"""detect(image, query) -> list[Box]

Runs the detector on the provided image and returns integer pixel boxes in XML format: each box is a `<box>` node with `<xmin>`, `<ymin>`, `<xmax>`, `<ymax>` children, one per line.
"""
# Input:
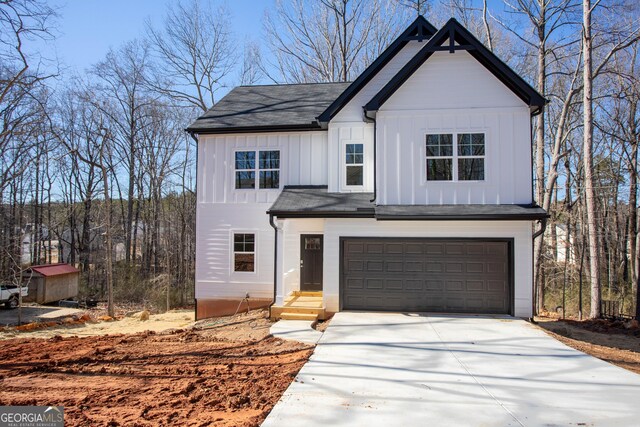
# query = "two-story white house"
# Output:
<box><xmin>187</xmin><ymin>17</ymin><xmax>548</xmax><ymax>320</ymax></box>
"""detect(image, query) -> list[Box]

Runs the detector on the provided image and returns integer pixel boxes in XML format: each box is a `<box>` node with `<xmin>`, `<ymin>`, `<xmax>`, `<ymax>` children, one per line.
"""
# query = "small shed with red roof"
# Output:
<box><xmin>22</xmin><ymin>264</ymin><xmax>80</xmax><ymax>304</ymax></box>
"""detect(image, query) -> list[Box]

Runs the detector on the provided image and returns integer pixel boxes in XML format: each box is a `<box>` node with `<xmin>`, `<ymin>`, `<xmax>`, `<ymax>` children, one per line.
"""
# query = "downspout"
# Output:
<box><xmin>363</xmin><ymin>108</ymin><xmax>377</xmax><ymax>203</ymax></box>
<box><xmin>269</xmin><ymin>214</ymin><xmax>278</xmax><ymax>318</ymax></box>
<box><xmin>187</xmin><ymin>130</ymin><xmax>199</xmax><ymax>320</ymax></box>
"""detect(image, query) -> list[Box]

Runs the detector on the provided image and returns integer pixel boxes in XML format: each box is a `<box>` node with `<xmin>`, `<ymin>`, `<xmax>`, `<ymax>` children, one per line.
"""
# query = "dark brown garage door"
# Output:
<box><xmin>341</xmin><ymin>238</ymin><xmax>511</xmax><ymax>314</ymax></box>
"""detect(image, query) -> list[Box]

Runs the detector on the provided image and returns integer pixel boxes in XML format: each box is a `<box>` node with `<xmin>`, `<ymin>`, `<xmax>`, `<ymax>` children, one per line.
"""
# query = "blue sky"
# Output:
<box><xmin>39</xmin><ymin>0</ymin><xmax>274</xmax><ymax>86</ymax></box>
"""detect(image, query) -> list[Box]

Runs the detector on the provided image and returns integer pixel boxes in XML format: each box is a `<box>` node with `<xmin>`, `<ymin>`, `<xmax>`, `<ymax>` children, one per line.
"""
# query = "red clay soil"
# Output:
<box><xmin>537</xmin><ymin>317</ymin><xmax>640</xmax><ymax>375</ymax></box>
<box><xmin>0</xmin><ymin>315</ymin><xmax>313</xmax><ymax>426</ymax></box>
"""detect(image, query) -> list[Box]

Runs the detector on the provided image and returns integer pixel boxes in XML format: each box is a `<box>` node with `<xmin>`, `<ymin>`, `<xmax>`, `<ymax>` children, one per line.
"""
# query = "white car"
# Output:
<box><xmin>0</xmin><ymin>284</ymin><xmax>28</xmax><ymax>309</ymax></box>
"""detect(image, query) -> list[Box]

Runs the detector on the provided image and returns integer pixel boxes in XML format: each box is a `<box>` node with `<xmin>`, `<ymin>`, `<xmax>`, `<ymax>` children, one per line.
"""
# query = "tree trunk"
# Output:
<box><xmin>102</xmin><ymin>160</ymin><xmax>115</xmax><ymax>318</ymax></box>
<box><xmin>533</xmin><ymin>0</ymin><xmax>547</xmax><ymax>314</ymax></box>
<box><xmin>583</xmin><ymin>0</ymin><xmax>601</xmax><ymax>318</ymax></box>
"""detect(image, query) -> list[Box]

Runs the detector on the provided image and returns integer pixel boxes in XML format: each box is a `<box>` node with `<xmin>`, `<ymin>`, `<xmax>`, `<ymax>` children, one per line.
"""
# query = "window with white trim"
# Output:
<box><xmin>235</xmin><ymin>150</ymin><xmax>280</xmax><ymax>189</ymax></box>
<box><xmin>345</xmin><ymin>143</ymin><xmax>364</xmax><ymax>186</ymax></box>
<box><xmin>233</xmin><ymin>233</ymin><xmax>255</xmax><ymax>272</ymax></box>
<box><xmin>235</xmin><ymin>151</ymin><xmax>255</xmax><ymax>188</ymax></box>
<box><xmin>426</xmin><ymin>133</ymin><xmax>485</xmax><ymax>181</ymax></box>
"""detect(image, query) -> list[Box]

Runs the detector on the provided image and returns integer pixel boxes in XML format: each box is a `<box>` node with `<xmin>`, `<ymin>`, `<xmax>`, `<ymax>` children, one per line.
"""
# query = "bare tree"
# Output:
<box><xmin>239</xmin><ymin>41</ymin><xmax>264</xmax><ymax>86</ymax></box>
<box><xmin>264</xmin><ymin>0</ymin><xmax>393</xmax><ymax>83</ymax></box>
<box><xmin>90</xmin><ymin>40</ymin><xmax>153</xmax><ymax>266</ymax></box>
<box><xmin>145</xmin><ymin>0</ymin><xmax>235</xmax><ymax>111</ymax></box>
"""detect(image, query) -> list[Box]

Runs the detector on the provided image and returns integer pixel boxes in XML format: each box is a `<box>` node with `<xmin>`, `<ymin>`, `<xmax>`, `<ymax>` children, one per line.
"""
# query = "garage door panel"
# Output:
<box><xmin>347</xmin><ymin>260</ymin><xmax>364</xmax><ymax>271</ymax></box>
<box><xmin>405</xmin><ymin>243</ymin><xmax>424</xmax><ymax>254</ymax></box>
<box><xmin>445</xmin><ymin>243</ymin><xmax>465</xmax><ymax>255</ymax></box>
<box><xmin>366</xmin><ymin>243</ymin><xmax>384</xmax><ymax>253</ymax></box>
<box><xmin>342</xmin><ymin>238</ymin><xmax>511</xmax><ymax>314</ymax></box>
<box><xmin>405</xmin><ymin>262</ymin><xmax>423</xmax><ymax>272</ymax></box>
<box><xmin>345</xmin><ymin>278</ymin><xmax>364</xmax><ymax>290</ymax></box>
<box><xmin>425</xmin><ymin>280</ymin><xmax>444</xmax><ymax>291</ymax></box>
<box><xmin>386</xmin><ymin>261</ymin><xmax>404</xmax><ymax>272</ymax></box>
<box><xmin>486</xmin><ymin>242</ymin><xmax>508</xmax><ymax>257</ymax></box>
<box><xmin>467</xmin><ymin>262</ymin><xmax>484</xmax><ymax>273</ymax></box>
<box><xmin>385</xmin><ymin>243</ymin><xmax>403</xmax><ymax>254</ymax></box>
<box><xmin>466</xmin><ymin>243</ymin><xmax>485</xmax><ymax>255</ymax></box>
<box><xmin>445</xmin><ymin>262</ymin><xmax>464</xmax><ymax>273</ymax></box>
<box><xmin>366</xmin><ymin>260</ymin><xmax>383</xmax><ymax>271</ymax></box>
<box><xmin>467</xmin><ymin>280</ymin><xmax>484</xmax><ymax>291</ymax></box>
<box><xmin>426</xmin><ymin>243</ymin><xmax>444</xmax><ymax>254</ymax></box>
<box><xmin>366</xmin><ymin>279</ymin><xmax>384</xmax><ymax>289</ymax></box>
<box><xmin>445</xmin><ymin>280</ymin><xmax>464</xmax><ymax>291</ymax></box>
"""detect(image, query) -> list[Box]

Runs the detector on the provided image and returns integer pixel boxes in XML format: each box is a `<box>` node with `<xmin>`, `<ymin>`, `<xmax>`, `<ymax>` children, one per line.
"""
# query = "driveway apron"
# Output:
<box><xmin>261</xmin><ymin>312</ymin><xmax>640</xmax><ymax>426</ymax></box>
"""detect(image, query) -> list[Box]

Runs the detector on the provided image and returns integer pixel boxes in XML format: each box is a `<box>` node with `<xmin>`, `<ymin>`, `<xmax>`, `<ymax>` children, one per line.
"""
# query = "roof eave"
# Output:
<box><xmin>185</xmin><ymin>123</ymin><xmax>324</xmax><ymax>135</ymax></box>
<box><xmin>375</xmin><ymin>213</ymin><xmax>550</xmax><ymax>221</ymax></box>
<box><xmin>267</xmin><ymin>210</ymin><xmax>375</xmax><ymax>219</ymax></box>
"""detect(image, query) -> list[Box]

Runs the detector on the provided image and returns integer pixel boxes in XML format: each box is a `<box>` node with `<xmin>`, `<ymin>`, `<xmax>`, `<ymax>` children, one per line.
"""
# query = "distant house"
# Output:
<box><xmin>20</xmin><ymin>224</ymin><xmax>61</xmax><ymax>265</ymax></box>
<box><xmin>545</xmin><ymin>224</ymin><xmax>576</xmax><ymax>264</ymax></box>
<box><xmin>187</xmin><ymin>17</ymin><xmax>548</xmax><ymax>320</ymax></box>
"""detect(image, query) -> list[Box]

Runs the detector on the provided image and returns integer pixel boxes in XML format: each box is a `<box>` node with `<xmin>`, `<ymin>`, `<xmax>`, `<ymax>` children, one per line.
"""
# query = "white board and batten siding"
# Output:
<box><xmin>377</xmin><ymin>50</ymin><xmax>533</xmax><ymax>206</ymax></box>
<box><xmin>322</xmin><ymin>219</ymin><xmax>534</xmax><ymax>318</ymax></box>
<box><xmin>326</xmin><ymin>41</ymin><xmax>425</xmax><ymax>194</ymax></box>
<box><xmin>196</xmin><ymin>132</ymin><xmax>328</xmax><ymax>300</ymax></box>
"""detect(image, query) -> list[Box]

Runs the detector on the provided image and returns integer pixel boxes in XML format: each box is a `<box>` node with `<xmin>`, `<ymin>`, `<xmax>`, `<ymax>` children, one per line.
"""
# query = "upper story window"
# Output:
<box><xmin>235</xmin><ymin>151</ymin><xmax>256</xmax><ymax>188</ymax></box>
<box><xmin>426</xmin><ymin>133</ymin><xmax>485</xmax><ymax>181</ymax></box>
<box><xmin>259</xmin><ymin>150</ymin><xmax>280</xmax><ymax>189</ymax></box>
<box><xmin>345</xmin><ymin>143</ymin><xmax>364</xmax><ymax>186</ymax></box>
<box><xmin>235</xmin><ymin>150</ymin><xmax>280</xmax><ymax>189</ymax></box>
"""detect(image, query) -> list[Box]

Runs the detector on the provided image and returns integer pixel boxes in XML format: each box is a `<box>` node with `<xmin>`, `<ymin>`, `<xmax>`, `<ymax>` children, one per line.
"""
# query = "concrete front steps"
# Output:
<box><xmin>270</xmin><ymin>291</ymin><xmax>326</xmax><ymax>321</ymax></box>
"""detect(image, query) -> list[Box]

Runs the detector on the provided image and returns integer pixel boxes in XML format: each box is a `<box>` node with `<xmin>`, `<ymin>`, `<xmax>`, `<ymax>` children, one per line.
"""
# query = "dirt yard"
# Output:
<box><xmin>0</xmin><ymin>309</ymin><xmax>313</xmax><ymax>426</ymax></box>
<box><xmin>536</xmin><ymin>317</ymin><xmax>640</xmax><ymax>375</ymax></box>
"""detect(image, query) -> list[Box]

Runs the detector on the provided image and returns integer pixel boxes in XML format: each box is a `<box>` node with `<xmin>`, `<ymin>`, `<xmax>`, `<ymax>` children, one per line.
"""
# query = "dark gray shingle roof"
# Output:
<box><xmin>187</xmin><ymin>83</ymin><xmax>351</xmax><ymax>133</ymax></box>
<box><xmin>268</xmin><ymin>187</ymin><xmax>548</xmax><ymax>220</ymax></box>
<box><xmin>268</xmin><ymin>186</ymin><xmax>374</xmax><ymax>217</ymax></box>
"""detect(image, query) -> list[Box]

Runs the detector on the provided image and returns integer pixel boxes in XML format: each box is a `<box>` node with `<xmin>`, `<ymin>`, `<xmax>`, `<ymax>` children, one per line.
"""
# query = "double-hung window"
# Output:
<box><xmin>345</xmin><ymin>143</ymin><xmax>364</xmax><ymax>186</ymax></box>
<box><xmin>233</xmin><ymin>233</ymin><xmax>255</xmax><ymax>272</ymax></box>
<box><xmin>426</xmin><ymin>133</ymin><xmax>485</xmax><ymax>181</ymax></box>
<box><xmin>235</xmin><ymin>150</ymin><xmax>280</xmax><ymax>189</ymax></box>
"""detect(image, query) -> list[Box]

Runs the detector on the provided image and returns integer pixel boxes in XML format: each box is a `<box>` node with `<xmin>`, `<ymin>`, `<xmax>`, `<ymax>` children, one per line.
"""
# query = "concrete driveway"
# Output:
<box><xmin>0</xmin><ymin>305</ymin><xmax>82</xmax><ymax>326</ymax></box>
<box><xmin>262</xmin><ymin>312</ymin><xmax>640</xmax><ymax>426</ymax></box>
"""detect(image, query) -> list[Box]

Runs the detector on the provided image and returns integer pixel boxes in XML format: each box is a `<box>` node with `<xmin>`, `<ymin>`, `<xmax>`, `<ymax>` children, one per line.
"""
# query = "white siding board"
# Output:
<box><xmin>382</xmin><ymin>51</ymin><xmax>525</xmax><ymax>111</ymax></box>
<box><xmin>279</xmin><ymin>219</ymin><xmax>325</xmax><ymax>302</ymax></box>
<box><xmin>195</xmin><ymin>203</ymin><xmax>274</xmax><ymax>299</ymax></box>
<box><xmin>327</xmin><ymin>122</ymin><xmax>374</xmax><ymax>192</ymax></box>
<box><xmin>333</xmin><ymin>41</ymin><xmax>425</xmax><ymax>122</ymax></box>
<box><xmin>377</xmin><ymin>108</ymin><xmax>531</xmax><ymax>205</ymax></box>
<box><xmin>197</xmin><ymin>131</ymin><xmax>328</xmax><ymax>204</ymax></box>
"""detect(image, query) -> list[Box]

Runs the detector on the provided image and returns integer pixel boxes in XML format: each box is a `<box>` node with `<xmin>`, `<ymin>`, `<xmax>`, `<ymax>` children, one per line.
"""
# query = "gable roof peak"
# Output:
<box><xmin>364</xmin><ymin>17</ymin><xmax>547</xmax><ymax>113</ymax></box>
<box><xmin>316</xmin><ymin>15</ymin><xmax>437</xmax><ymax>123</ymax></box>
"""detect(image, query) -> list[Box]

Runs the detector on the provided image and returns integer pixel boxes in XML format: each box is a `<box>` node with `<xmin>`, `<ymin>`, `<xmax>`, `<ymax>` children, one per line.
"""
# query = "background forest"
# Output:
<box><xmin>1</xmin><ymin>0</ymin><xmax>639</xmax><ymax>318</ymax></box>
